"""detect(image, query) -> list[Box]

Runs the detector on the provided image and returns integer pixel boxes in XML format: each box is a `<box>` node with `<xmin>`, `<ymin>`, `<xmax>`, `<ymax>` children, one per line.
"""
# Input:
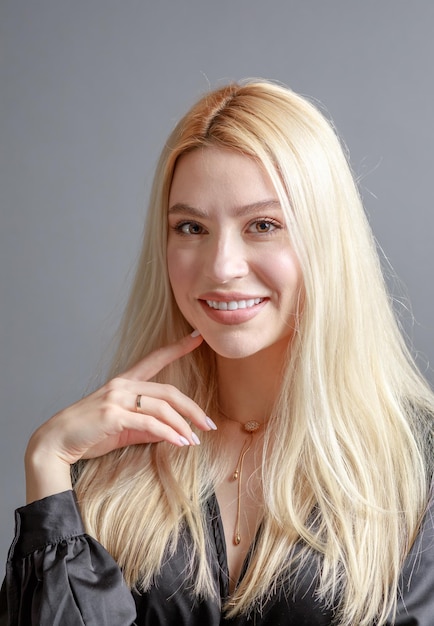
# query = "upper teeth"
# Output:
<box><xmin>206</xmin><ymin>298</ymin><xmax>263</xmax><ymax>310</ymax></box>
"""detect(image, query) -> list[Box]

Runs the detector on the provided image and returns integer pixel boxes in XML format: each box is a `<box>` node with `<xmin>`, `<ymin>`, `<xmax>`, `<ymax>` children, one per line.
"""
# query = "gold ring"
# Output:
<box><xmin>136</xmin><ymin>394</ymin><xmax>142</xmax><ymax>411</ymax></box>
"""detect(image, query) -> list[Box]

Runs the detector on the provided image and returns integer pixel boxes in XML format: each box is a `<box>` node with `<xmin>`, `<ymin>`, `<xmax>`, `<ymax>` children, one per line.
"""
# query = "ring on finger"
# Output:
<box><xmin>136</xmin><ymin>394</ymin><xmax>142</xmax><ymax>412</ymax></box>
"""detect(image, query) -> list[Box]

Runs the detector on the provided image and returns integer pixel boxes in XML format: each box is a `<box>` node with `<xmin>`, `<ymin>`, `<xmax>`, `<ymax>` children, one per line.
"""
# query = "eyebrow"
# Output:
<box><xmin>167</xmin><ymin>199</ymin><xmax>281</xmax><ymax>218</ymax></box>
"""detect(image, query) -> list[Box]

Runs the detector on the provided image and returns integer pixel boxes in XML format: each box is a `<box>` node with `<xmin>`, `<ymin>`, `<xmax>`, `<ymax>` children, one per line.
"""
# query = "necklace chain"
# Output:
<box><xmin>219</xmin><ymin>412</ymin><xmax>263</xmax><ymax>546</ymax></box>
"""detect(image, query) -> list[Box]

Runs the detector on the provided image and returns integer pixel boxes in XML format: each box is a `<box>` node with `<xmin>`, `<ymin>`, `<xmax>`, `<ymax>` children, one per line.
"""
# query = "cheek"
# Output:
<box><xmin>266</xmin><ymin>249</ymin><xmax>301</xmax><ymax>295</ymax></box>
<box><xmin>167</xmin><ymin>247</ymin><xmax>194</xmax><ymax>310</ymax></box>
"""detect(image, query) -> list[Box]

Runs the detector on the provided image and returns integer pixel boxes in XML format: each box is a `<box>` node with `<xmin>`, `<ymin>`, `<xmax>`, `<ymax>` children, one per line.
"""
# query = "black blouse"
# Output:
<box><xmin>1</xmin><ymin>489</ymin><xmax>433</xmax><ymax>625</ymax></box>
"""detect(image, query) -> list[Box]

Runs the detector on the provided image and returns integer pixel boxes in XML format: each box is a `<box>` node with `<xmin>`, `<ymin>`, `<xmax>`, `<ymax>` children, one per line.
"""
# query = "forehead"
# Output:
<box><xmin>168</xmin><ymin>147</ymin><xmax>278</xmax><ymax>210</ymax></box>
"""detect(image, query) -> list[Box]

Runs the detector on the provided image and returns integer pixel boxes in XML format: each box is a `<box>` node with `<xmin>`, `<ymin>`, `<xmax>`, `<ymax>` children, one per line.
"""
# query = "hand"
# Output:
<box><xmin>25</xmin><ymin>332</ymin><xmax>214</xmax><ymax>502</ymax></box>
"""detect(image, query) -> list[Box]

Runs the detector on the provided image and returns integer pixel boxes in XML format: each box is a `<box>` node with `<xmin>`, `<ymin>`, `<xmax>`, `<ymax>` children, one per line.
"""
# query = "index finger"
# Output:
<box><xmin>125</xmin><ymin>331</ymin><xmax>204</xmax><ymax>382</ymax></box>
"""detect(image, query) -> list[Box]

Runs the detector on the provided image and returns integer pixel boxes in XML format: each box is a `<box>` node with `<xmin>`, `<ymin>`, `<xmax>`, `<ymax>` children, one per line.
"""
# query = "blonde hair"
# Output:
<box><xmin>74</xmin><ymin>80</ymin><xmax>434</xmax><ymax>625</ymax></box>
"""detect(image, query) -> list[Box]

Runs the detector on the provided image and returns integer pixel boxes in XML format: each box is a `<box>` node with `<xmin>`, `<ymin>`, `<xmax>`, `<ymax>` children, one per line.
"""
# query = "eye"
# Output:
<box><xmin>174</xmin><ymin>221</ymin><xmax>205</xmax><ymax>235</ymax></box>
<box><xmin>247</xmin><ymin>219</ymin><xmax>280</xmax><ymax>234</ymax></box>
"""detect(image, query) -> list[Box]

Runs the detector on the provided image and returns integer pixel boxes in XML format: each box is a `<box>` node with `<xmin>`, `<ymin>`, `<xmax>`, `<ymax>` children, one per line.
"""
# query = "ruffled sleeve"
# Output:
<box><xmin>0</xmin><ymin>490</ymin><xmax>137</xmax><ymax>626</ymax></box>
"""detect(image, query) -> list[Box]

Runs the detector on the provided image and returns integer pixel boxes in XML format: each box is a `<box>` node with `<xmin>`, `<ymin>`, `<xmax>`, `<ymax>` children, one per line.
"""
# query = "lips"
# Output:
<box><xmin>205</xmin><ymin>297</ymin><xmax>264</xmax><ymax>311</ymax></box>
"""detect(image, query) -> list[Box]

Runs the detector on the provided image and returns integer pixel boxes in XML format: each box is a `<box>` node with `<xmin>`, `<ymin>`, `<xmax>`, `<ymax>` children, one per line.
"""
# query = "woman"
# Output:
<box><xmin>1</xmin><ymin>80</ymin><xmax>433</xmax><ymax>625</ymax></box>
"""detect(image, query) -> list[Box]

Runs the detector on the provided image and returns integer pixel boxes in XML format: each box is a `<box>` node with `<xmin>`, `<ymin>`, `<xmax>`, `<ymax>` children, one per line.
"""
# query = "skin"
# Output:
<box><xmin>167</xmin><ymin>146</ymin><xmax>301</xmax><ymax>366</ymax></box>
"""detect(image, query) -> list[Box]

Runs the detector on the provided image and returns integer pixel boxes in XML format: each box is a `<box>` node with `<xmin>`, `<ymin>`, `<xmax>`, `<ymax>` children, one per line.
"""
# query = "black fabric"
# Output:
<box><xmin>1</xmin><ymin>489</ymin><xmax>433</xmax><ymax>625</ymax></box>
<box><xmin>0</xmin><ymin>491</ymin><xmax>137</xmax><ymax>626</ymax></box>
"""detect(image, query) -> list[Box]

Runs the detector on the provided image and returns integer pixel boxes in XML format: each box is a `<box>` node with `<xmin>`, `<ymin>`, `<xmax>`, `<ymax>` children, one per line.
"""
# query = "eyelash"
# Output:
<box><xmin>247</xmin><ymin>218</ymin><xmax>281</xmax><ymax>234</ymax></box>
<box><xmin>172</xmin><ymin>218</ymin><xmax>281</xmax><ymax>236</ymax></box>
<box><xmin>173</xmin><ymin>221</ymin><xmax>206</xmax><ymax>235</ymax></box>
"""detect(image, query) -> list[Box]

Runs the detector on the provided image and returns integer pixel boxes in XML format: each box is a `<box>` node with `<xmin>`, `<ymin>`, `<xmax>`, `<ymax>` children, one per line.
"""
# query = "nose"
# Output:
<box><xmin>203</xmin><ymin>231</ymin><xmax>249</xmax><ymax>283</ymax></box>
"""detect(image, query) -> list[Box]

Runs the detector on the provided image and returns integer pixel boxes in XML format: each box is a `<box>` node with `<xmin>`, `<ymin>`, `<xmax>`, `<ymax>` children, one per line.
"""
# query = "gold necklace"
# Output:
<box><xmin>220</xmin><ymin>414</ymin><xmax>263</xmax><ymax>546</ymax></box>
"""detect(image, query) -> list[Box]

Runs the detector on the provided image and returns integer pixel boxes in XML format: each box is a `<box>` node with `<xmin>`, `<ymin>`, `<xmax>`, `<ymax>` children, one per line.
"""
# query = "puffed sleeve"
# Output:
<box><xmin>0</xmin><ymin>490</ymin><xmax>137</xmax><ymax>626</ymax></box>
<box><xmin>390</xmin><ymin>491</ymin><xmax>434</xmax><ymax>625</ymax></box>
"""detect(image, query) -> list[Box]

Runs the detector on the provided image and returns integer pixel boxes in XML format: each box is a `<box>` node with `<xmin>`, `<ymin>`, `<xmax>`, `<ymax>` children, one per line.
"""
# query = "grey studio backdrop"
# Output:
<box><xmin>1</xmin><ymin>1</ymin><xmax>434</xmax><ymax>574</ymax></box>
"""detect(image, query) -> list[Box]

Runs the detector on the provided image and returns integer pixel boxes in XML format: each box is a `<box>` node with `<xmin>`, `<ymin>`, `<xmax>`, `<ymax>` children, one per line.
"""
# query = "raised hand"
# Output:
<box><xmin>25</xmin><ymin>331</ymin><xmax>215</xmax><ymax>502</ymax></box>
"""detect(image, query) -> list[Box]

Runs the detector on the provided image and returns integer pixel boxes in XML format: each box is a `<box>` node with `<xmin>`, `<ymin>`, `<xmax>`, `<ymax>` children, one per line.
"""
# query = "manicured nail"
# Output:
<box><xmin>205</xmin><ymin>416</ymin><xmax>218</xmax><ymax>430</ymax></box>
<box><xmin>191</xmin><ymin>329</ymin><xmax>201</xmax><ymax>337</ymax></box>
<box><xmin>179</xmin><ymin>436</ymin><xmax>190</xmax><ymax>446</ymax></box>
<box><xmin>191</xmin><ymin>433</ymin><xmax>201</xmax><ymax>445</ymax></box>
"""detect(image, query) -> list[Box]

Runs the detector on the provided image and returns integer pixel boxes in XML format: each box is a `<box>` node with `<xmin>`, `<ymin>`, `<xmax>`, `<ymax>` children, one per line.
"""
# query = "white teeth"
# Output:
<box><xmin>205</xmin><ymin>297</ymin><xmax>263</xmax><ymax>310</ymax></box>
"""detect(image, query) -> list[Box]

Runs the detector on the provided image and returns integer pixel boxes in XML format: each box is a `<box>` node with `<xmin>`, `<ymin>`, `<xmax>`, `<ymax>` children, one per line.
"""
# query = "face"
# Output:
<box><xmin>167</xmin><ymin>146</ymin><xmax>301</xmax><ymax>360</ymax></box>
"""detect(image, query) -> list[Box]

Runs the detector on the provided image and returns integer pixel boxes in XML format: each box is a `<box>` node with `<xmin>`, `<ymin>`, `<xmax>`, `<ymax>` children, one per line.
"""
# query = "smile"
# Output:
<box><xmin>205</xmin><ymin>297</ymin><xmax>264</xmax><ymax>311</ymax></box>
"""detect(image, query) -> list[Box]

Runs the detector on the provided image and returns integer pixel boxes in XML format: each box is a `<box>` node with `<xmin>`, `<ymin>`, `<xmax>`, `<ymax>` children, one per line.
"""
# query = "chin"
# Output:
<box><xmin>201</xmin><ymin>334</ymin><xmax>275</xmax><ymax>361</ymax></box>
<box><xmin>199</xmin><ymin>325</ymin><xmax>293</xmax><ymax>362</ymax></box>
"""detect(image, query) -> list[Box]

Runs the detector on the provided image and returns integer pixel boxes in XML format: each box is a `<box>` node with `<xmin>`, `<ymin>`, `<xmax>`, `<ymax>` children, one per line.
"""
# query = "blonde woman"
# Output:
<box><xmin>1</xmin><ymin>80</ymin><xmax>433</xmax><ymax>626</ymax></box>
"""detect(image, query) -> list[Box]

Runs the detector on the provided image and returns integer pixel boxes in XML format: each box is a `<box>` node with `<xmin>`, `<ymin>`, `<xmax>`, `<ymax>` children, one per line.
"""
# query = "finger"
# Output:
<box><xmin>135</xmin><ymin>394</ymin><xmax>202</xmax><ymax>442</ymax></box>
<box><xmin>125</xmin><ymin>331</ymin><xmax>203</xmax><ymax>382</ymax></box>
<box><xmin>113</xmin><ymin>418</ymin><xmax>196</xmax><ymax>449</ymax></box>
<box><xmin>82</xmin><ymin>407</ymin><xmax>200</xmax><ymax>459</ymax></box>
<box><xmin>105</xmin><ymin>380</ymin><xmax>211</xmax><ymax>431</ymax></box>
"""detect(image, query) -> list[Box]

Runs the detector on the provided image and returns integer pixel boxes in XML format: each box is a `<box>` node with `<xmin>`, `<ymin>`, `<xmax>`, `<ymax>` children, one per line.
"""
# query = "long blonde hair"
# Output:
<box><xmin>74</xmin><ymin>80</ymin><xmax>434</xmax><ymax>625</ymax></box>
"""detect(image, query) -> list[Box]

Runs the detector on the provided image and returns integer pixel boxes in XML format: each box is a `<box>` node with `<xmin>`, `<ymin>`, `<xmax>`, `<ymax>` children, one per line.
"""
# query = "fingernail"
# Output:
<box><xmin>191</xmin><ymin>432</ymin><xmax>201</xmax><ymax>445</ymax></box>
<box><xmin>179</xmin><ymin>436</ymin><xmax>190</xmax><ymax>446</ymax></box>
<box><xmin>205</xmin><ymin>416</ymin><xmax>218</xmax><ymax>430</ymax></box>
<box><xmin>191</xmin><ymin>329</ymin><xmax>201</xmax><ymax>337</ymax></box>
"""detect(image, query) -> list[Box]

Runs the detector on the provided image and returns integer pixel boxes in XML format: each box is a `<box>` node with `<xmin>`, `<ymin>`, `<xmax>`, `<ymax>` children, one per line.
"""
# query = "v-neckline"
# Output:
<box><xmin>208</xmin><ymin>491</ymin><xmax>260</xmax><ymax>598</ymax></box>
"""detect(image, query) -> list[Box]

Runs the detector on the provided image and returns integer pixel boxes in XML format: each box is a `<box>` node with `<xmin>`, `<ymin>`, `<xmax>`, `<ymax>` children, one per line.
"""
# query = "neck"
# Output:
<box><xmin>216</xmin><ymin>341</ymin><xmax>287</xmax><ymax>424</ymax></box>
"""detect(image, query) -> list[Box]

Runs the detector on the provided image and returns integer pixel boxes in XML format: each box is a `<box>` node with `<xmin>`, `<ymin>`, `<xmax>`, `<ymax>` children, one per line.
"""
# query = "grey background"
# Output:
<box><xmin>1</xmin><ymin>0</ymin><xmax>433</xmax><ymax>573</ymax></box>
